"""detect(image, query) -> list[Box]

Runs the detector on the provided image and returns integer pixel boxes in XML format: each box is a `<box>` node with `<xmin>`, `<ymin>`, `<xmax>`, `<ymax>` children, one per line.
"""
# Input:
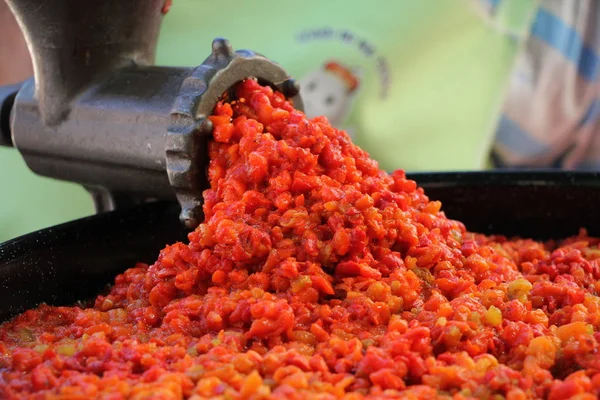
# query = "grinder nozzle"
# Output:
<box><xmin>166</xmin><ymin>38</ymin><xmax>303</xmax><ymax>228</ymax></box>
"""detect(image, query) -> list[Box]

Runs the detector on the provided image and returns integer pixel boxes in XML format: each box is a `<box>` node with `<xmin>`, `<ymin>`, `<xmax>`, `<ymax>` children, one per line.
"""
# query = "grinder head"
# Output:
<box><xmin>2</xmin><ymin>0</ymin><xmax>303</xmax><ymax>229</ymax></box>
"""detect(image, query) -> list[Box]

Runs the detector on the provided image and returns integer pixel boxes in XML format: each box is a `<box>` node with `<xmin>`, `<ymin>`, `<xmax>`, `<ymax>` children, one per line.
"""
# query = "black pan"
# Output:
<box><xmin>2</xmin><ymin>170</ymin><xmax>600</xmax><ymax>322</ymax></box>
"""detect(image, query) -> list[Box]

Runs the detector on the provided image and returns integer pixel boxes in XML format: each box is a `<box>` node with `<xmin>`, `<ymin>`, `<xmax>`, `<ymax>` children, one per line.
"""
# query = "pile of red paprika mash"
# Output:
<box><xmin>2</xmin><ymin>79</ymin><xmax>600</xmax><ymax>399</ymax></box>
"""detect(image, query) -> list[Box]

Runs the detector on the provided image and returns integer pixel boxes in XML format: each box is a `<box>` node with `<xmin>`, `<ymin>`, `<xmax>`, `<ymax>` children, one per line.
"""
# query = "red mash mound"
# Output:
<box><xmin>1</xmin><ymin>79</ymin><xmax>600</xmax><ymax>399</ymax></box>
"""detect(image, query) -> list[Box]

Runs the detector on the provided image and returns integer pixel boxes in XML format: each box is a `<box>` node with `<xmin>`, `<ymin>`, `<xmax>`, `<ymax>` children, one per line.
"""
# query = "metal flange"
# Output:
<box><xmin>166</xmin><ymin>38</ymin><xmax>303</xmax><ymax>229</ymax></box>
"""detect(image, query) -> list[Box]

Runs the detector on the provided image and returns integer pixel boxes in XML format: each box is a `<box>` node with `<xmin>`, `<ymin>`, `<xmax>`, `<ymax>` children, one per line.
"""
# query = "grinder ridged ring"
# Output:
<box><xmin>166</xmin><ymin>38</ymin><xmax>303</xmax><ymax>229</ymax></box>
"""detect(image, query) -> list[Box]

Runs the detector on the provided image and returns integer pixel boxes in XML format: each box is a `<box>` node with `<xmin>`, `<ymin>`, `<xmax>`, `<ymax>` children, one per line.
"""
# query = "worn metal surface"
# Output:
<box><xmin>6</xmin><ymin>0</ymin><xmax>164</xmax><ymax>126</ymax></box>
<box><xmin>3</xmin><ymin>0</ymin><xmax>303</xmax><ymax>227</ymax></box>
<box><xmin>12</xmin><ymin>68</ymin><xmax>189</xmax><ymax>199</ymax></box>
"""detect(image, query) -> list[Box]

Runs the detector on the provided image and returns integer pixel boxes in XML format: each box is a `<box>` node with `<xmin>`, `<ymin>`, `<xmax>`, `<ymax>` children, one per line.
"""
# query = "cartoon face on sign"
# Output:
<box><xmin>300</xmin><ymin>61</ymin><xmax>361</xmax><ymax>126</ymax></box>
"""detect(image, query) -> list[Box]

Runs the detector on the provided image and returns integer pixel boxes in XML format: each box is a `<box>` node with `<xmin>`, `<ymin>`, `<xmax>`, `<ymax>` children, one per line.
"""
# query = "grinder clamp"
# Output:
<box><xmin>0</xmin><ymin>0</ymin><xmax>303</xmax><ymax>229</ymax></box>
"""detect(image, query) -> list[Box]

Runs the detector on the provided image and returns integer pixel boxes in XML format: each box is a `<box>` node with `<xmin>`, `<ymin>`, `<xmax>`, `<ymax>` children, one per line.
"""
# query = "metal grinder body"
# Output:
<box><xmin>0</xmin><ymin>0</ymin><xmax>303</xmax><ymax>228</ymax></box>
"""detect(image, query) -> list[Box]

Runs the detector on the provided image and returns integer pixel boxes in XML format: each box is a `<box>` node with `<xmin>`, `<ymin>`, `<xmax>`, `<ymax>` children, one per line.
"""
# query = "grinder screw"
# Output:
<box><xmin>280</xmin><ymin>78</ymin><xmax>301</xmax><ymax>98</ymax></box>
<box><xmin>211</xmin><ymin>38</ymin><xmax>234</xmax><ymax>60</ymax></box>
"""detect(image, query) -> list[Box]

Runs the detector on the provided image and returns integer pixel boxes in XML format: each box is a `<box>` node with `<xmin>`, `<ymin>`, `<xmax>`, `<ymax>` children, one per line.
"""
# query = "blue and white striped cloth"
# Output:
<box><xmin>489</xmin><ymin>0</ymin><xmax>600</xmax><ymax>170</ymax></box>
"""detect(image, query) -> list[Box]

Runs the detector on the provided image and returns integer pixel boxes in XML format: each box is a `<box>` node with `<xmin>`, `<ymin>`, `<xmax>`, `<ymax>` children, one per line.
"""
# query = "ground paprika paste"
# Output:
<box><xmin>1</xmin><ymin>79</ymin><xmax>600</xmax><ymax>399</ymax></box>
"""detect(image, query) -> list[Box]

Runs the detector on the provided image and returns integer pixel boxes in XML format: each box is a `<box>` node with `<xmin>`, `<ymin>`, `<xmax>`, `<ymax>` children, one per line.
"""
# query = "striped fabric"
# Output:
<box><xmin>489</xmin><ymin>0</ymin><xmax>600</xmax><ymax>170</ymax></box>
